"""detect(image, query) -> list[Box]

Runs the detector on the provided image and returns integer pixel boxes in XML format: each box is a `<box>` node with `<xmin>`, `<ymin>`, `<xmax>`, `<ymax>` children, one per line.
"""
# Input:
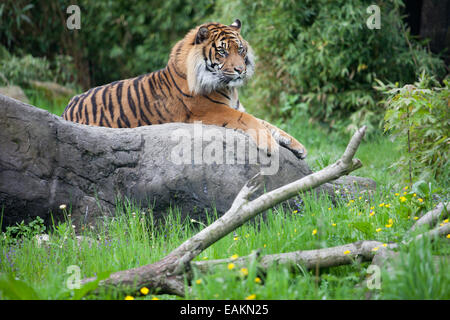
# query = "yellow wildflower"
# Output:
<box><xmin>245</xmin><ymin>294</ymin><xmax>256</xmax><ymax>300</ymax></box>
<box><xmin>230</xmin><ymin>254</ymin><xmax>239</xmax><ymax>260</ymax></box>
<box><xmin>418</xmin><ymin>198</ymin><xmax>423</xmax><ymax>203</ymax></box>
<box><xmin>379</xmin><ymin>203</ymin><xmax>385</xmax><ymax>207</ymax></box>
<box><xmin>399</xmin><ymin>196</ymin><xmax>407</xmax><ymax>203</ymax></box>
<box><xmin>240</xmin><ymin>268</ymin><xmax>249</xmax><ymax>277</ymax></box>
<box><xmin>376</xmin><ymin>228</ymin><xmax>382</xmax><ymax>232</ymax></box>
<box><xmin>332</xmin><ymin>223</ymin><xmax>337</xmax><ymax>227</ymax></box>
<box><xmin>382</xmin><ymin>243</ymin><xmax>388</xmax><ymax>247</ymax></box>
<box><xmin>124</xmin><ymin>295</ymin><xmax>134</xmax><ymax>300</ymax></box>
<box><xmin>312</xmin><ymin>229</ymin><xmax>317</xmax><ymax>235</ymax></box>
<box><xmin>263</xmin><ymin>244</ymin><xmax>267</xmax><ymax>248</ymax></box>
<box><xmin>385</xmin><ymin>204</ymin><xmax>391</xmax><ymax>208</ymax></box>
<box><xmin>385</xmin><ymin>224</ymin><xmax>392</xmax><ymax>228</ymax></box>
<box><xmin>404</xmin><ymin>186</ymin><xmax>408</xmax><ymax>190</ymax></box>
<box><xmin>202</xmin><ymin>256</ymin><xmax>208</xmax><ymax>260</ymax></box>
<box><xmin>447</xmin><ymin>234</ymin><xmax>450</xmax><ymax>239</ymax></box>
<box><xmin>328</xmin><ymin>207</ymin><xmax>332</xmax><ymax>211</ymax></box>
<box><xmin>195</xmin><ymin>279</ymin><xmax>202</xmax><ymax>285</ymax></box>
<box><xmin>152</xmin><ymin>296</ymin><xmax>160</xmax><ymax>300</ymax></box>
<box><xmin>254</xmin><ymin>277</ymin><xmax>262</xmax><ymax>283</ymax></box>
<box><xmin>372</xmin><ymin>247</ymin><xmax>379</xmax><ymax>252</ymax></box>
<box><xmin>413</xmin><ymin>193</ymin><xmax>417</xmax><ymax>197</ymax></box>
<box><xmin>370</xmin><ymin>206</ymin><xmax>375</xmax><ymax>210</ymax></box>
<box><xmin>343</xmin><ymin>250</ymin><xmax>351</xmax><ymax>255</ymax></box>
<box><xmin>369</xmin><ymin>211</ymin><xmax>375</xmax><ymax>217</ymax></box>
<box><xmin>388</xmin><ymin>218</ymin><xmax>393</xmax><ymax>224</ymax></box>
<box><xmin>403</xmin><ymin>191</ymin><xmax>407</xmax><ymax>195</ymax></box>
<box><xmin>227</xmin><ymin>263</ymin><xmax>235</xmax><ymax>270</ymax></box>
<box><xmin>140</xmin><ymin>287</ymin><xmax>149</xmax><ymax>295</ymax></box>
<box><xmin>395</xmin><ymin>193</ymin><xmax>399</xmax><ymax>196</ymax></box>
<box><xmin>233</xmin><ymin>236</ymin><xmax>239</xmax><ymax>241</ymax></box>
<box><xmin>443</xmin><ymin>219</ymin><xmax>449</xmax><ymax>224</ymax></box>
<box><xmin>413</xmin><ymin>217</ymin><xmax>419</xmax><ymax>220</ymax></box>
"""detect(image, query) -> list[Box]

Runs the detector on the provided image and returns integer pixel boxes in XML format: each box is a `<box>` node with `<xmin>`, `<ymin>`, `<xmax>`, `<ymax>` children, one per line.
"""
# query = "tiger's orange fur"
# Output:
<box><xmin>62</xmin><ymin>20</ymin><xmax>307</xmax><ymax>158</ymax></box>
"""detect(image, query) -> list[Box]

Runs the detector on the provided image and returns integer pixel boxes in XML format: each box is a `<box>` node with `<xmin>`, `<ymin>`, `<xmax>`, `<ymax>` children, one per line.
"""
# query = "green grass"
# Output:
<box><xmin>24</xmin><ymin>87</ymin><xmax>72</xmax><ymax>116</ymax></box>
<box><xmin>1</xmin><ymin>90</ymin><xmax>448</xmax><ymax>300</ymax></box>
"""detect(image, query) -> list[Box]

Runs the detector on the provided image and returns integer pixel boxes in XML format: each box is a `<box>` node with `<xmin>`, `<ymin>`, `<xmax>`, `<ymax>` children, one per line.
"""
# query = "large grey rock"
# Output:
<box><xmin>0</xmin><ymin>94</ymin><xmax>375</xmax><ymax>229</ymax></box>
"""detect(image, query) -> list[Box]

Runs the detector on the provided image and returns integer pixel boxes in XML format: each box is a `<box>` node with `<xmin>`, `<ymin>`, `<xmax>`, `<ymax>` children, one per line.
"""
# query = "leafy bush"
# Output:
<box><xmin>377</xmin><ymin>73</ymin><xmax>449</xmax><ymax>185</ymax></box>
<box><xmin>0</xmin><ymin>52</ymin><xmax>52</xmax><ymax>86</ymax></box>
<box><xmin>212</xmin><ymin>0</ymin><xmax>446</xmax><ymax>127</ymax></box>
<box><xmin>2</xmin><ymin>216</ymin><xmax>46</xmax><ymax>243</ymax></box>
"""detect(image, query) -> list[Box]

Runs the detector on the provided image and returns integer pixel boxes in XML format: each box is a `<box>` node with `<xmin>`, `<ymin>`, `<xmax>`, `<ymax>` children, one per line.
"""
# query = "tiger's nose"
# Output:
<box><xmin>234</xmin><ymin>66</ymin><xmax>244</xmax><ymax>74</ymax></box>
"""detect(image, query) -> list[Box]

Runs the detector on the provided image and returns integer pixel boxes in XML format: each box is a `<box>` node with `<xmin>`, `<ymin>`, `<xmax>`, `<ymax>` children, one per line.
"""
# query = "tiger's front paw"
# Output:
<box><xmin>270</xmin><ymin>130</ymin><xmax>307</xmax><ymax>160</ymax></box>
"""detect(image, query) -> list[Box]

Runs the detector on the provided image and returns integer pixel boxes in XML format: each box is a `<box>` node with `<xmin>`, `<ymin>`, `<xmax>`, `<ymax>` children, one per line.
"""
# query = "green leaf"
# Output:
<box><xmin>0</xmin><ymin>274</ymin><xmax>41</xmax><ymax>300</ymax></box>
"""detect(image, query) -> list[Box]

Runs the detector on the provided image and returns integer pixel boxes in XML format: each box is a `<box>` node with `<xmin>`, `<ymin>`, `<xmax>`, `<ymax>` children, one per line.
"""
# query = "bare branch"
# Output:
<box><xmin>410</xmin><ymin>202</ymin><xmax>449</xmax><ymax>232</ymax></box>
<box><xmin>191</xmin><ymin>240</ymin><xmax>394</xmax><ymax>275</ymax></box>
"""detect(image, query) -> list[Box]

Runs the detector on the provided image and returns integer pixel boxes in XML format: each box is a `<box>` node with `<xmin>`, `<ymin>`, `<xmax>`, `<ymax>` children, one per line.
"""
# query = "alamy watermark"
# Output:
<box><xmin>66</xmin><ymin>5</ymin><xmax>81</xmax><ymax>30</ymax></box>
<box><xmin>366</xmin><ymin>264</ymin><xmax>381</xmax><ymax>290</ymax></box>
<box><xmin>170</xmin><ymin>122</ymin><xmax>280</xmax><ymax>175</ymax></box>
<box><xmin>366</xmin><ymin>4</ymin><xmax>381</xmax><ymax>29</ymax></box>
<box><xmin>66</xmin><ymin>265</ymin><xmax>81</xmax><ymax>289</ymax></box>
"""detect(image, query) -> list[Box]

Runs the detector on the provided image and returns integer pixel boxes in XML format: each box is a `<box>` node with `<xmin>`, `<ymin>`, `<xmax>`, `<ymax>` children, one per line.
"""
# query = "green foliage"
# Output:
<box><xmin>0</xmin><ymin>274</ymin><xmax>42</xmax><ymax>300</ymax></box>
<box><xmin>212</xmin><ymin>0</ymin><xmax>446</xmax><ymax>127</ymax></box>
<box><xmin>378</xmin><ymin>73</ymin><xmax>449</xmax><ymax>185</ymax></box>
<box><xmin>0</xmin><ymin>52</ymin><xmax>52</xmax><ymax>86</ymax></box>
<box><xmin>381</xmin><ymin>237</ymin><xmax>450</xmax><ymax>300</ymax></box>
<box><xmin>3</xmin><ymin>216</ymin><xmax>46</xmax><ymax>243</ymax></box>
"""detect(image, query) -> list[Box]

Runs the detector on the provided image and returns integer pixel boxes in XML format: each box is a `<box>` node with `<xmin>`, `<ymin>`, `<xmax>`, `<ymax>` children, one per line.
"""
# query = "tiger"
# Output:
<box><xmin>62</xmin><ymin>19</ymin><xmax>307</xmax><ymax>159</ymax></box>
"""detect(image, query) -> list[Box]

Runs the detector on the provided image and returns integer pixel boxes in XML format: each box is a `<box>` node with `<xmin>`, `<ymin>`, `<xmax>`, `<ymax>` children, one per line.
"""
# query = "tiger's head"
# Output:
<box><xmin>172</xmin><ymin>20</ymin><xmax>255</xmax><ymax>95</ymax></box>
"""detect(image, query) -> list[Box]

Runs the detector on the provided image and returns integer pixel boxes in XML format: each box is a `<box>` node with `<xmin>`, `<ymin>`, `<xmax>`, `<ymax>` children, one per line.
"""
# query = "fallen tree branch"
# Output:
<box><xmin>81</xmin><ymin>127</ymin><xmax>368</xmax><ymax>295</ymax></box>
<box><xmin>191</xmin><ymin>240</ymin><xmax>393</xmax><ymax>274</ymax></box>
<box><xmin>410</xmin><ymin>202</ymin><xmax>449</xmax><ymax>232</ymax></box>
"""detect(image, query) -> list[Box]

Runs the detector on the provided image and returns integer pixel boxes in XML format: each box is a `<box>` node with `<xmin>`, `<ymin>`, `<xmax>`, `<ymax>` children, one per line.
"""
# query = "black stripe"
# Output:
<box><xmin>84</xmin><ymin>98</ymin><xmax>90</xmax><ymax>124</ymax></box>
<box><xmin>116</xmin><ymin>81</ymin><xmax>131</xmax><ymax>127</ymax></box>
<box><xmin>127</xmin><ymin>84</ymin><xmax>138</xmax><ymax>119</ymax></box>
<box><xmin>170</xmin><ymin>61</ymin><xmax>187</xmax><ymax>80</ymax></box>
<box><xmin>148</xmin><ymin>73</ymin><xmax>162</xmax><ymax>100</ymax></box>
<box><xmin>140</xmin><ymin>81</ymin><xmax>154</xmax><ymax>117</ymax></box>
<box><xmin>203</xmin><ymin>94</ymin><xmax>228</xmax><ymax>106</ymax></box>
<box><xmin>177</xmin><ymin>96</ymin><xmax>192</xmax><ymax>120</ymax></box>
<box><xmin>155</xmin><ymin>71</ymin><xmax>168</xmax><ymax>99</ymax></box>
<box><xmin>99</xmin><ymin>112</ymin><xmax>105</xmax><ymax>126</ymax></box>
<box><xmin>166</xmin><ymin>66</ymin><xmax>193</xmax><ymax>98</ymax></box>
<box><xmin>90</xmin><ymin>86</ymin><xmax>103</xmax><ymax>124</ymax></box>
<box><xmin>153</xmin><ymin>101</ymin><xmax>167</xmax><ymax>121</ymax></box>
<box><xmin>108</xmin><ymin>87</ymin><xmax>115</xmax><ymax>122</ymax></box>
<box><xmin>133</xmin><ymin>78</ymin><xmax>141</xmax><ymax>107</ymax></box>
<box><xmin>75</xmin><ymin>93</ymin><xmax>89</xmax><ymax>121</ymax></box>
<box><xmin>161</xmin><ymin>72</ymin><xmax>173</xmax><ymax>98</ymax></box>
<box><xmin>217</xmin><ymin>90</ymin><xmax>231</xmax><ymax>100</ymax></box>
<box><xmin>67</xmin><ymin>95</ymin><xmax>79</xmax><ymax>119</ymax></box>
<box><xmin>102</xmin><ymin>111</ymin><xmax>112</xmax><ymax>127</ymax></box>
<box><xmin>117</xmin><ymin>117</ymin><xmax>123</xmax><ymax>128</ymax></box>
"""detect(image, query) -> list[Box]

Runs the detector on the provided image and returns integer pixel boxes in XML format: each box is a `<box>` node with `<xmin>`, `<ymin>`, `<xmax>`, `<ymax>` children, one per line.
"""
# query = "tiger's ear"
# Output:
<box><xmin>195</xmin><ymin>26</ymin><xmax>210</xmax><ymax>44</ymax></box>
<box><xmin>230</xmin><ymin>19</ymin><xmax>241</xmax><ymax>32</ymax></box>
